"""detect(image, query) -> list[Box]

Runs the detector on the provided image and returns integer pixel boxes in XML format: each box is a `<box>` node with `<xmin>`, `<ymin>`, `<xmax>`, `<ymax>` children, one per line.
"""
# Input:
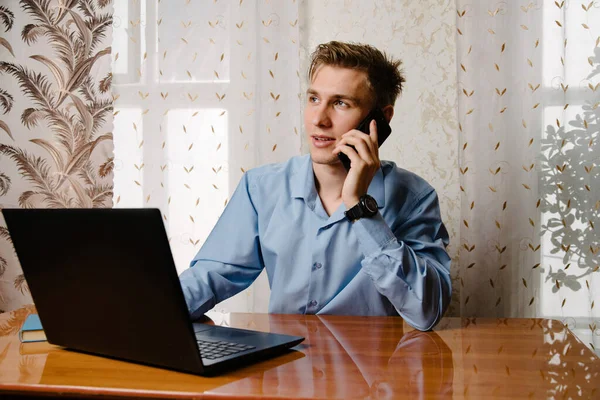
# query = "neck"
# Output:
<box><xmin>312</xmin><ymin>162</ymin><xmax>346</xmax><ymax>200</ymax></box>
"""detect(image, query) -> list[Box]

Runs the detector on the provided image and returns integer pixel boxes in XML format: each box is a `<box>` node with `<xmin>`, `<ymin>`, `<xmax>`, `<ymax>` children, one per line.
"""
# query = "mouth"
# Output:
<box><xmin>311</xmin><ymin>135</ymin><xmax>336</xmax><ymax>148</ymax></box>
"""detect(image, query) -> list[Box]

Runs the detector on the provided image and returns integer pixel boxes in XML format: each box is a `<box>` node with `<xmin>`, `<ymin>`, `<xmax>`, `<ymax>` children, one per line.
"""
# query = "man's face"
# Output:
<box><xmin>304</xmin><ymin>65</ymin><xmax>374</xmax><ymax>166</ymax></box>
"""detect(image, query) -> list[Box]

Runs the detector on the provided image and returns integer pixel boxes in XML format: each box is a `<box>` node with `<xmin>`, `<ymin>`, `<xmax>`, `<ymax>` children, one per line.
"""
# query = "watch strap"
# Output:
<box><xmin>344</xmin><ymin>202</ymin><xmax>364</xmax><ymax>221</ymax></box>
<box><xmin>345</xmin><ymin>194</ymin><xmax>378</xmax><ymax>222</ymax></box>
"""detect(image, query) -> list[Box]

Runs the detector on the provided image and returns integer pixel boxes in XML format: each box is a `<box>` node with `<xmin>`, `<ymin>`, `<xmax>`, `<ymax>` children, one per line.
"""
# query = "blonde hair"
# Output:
<box><xmin>308</xmin><ymin>41</ymin><xmax>405</xmax><ymax>107</ymax></box>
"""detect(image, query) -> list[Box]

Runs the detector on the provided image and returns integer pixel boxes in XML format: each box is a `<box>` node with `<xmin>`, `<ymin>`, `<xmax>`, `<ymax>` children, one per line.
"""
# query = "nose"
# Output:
<box><xmin>310</xmin><ymin>103</ymin><xmax>331</xmax><ymax>128</ymax></box>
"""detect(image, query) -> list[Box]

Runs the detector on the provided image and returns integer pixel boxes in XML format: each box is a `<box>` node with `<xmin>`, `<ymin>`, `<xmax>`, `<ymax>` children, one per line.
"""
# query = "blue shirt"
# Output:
<box><xmin>179</xmin><ymin>155</ymin><xmax>451</xmax><ymax>330</ymax></box>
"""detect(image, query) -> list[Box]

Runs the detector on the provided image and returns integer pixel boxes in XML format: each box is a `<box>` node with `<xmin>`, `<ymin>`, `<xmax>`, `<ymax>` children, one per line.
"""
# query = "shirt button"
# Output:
<box><xmin>308</xmin><ymin>300</ymin><xmax>318</xmax><ymax>308</ymax></box>
<box><xmin>313</xmin><ymin>262</ymin><xmax>322</xmax><ymax>270</ymax></box>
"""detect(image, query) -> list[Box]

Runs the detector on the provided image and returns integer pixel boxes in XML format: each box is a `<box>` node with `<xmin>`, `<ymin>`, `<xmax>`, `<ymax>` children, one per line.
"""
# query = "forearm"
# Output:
<box><xmin>180</xmin><ymin>264</ymin><xmax>216</xmax><ymax>319</ymax></box>
<box><xmin>180</xmin><ymin>260</ymin><xmax>261</xmax><ymax>320</ymax></box>
<box><xmin>179</xmin><ymin>172</ymin><xmax>264</xmax><ymax>320</ymax></box>
<box><xmin>353</xmin><ymin>213</ymin><xmax>452</xmax><ymax>331</ymax></box>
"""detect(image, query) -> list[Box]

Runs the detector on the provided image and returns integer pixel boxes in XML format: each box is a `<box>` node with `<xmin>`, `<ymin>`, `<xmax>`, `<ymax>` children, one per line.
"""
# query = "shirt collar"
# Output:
<box><xmin>291</xmin><ymin>155</ymin><xmax>386</xmax><ymax>209</ymax></box>
<box><xmin>290</xmin><ymin>155</ymin><xmax>316</xmax><ymax>203</ymax></box>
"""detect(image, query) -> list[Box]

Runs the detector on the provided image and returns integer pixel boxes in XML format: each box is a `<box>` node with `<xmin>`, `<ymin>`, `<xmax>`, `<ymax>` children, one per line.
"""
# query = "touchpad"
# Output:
<box><xmin>197</xmin><ymin>326</ymin><xmax>259</xmax><ymax>340</ymax></box>
<box><xmin>192</xmin><ymin>323</ymin><xmax>214</xmax><ymax>333</ymax></box>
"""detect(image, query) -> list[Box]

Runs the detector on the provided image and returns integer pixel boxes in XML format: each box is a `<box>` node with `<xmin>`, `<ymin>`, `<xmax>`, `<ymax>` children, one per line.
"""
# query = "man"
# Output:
<box><xmin>179</xmin><ymin>41</ymin><xmax>451</xmax><ymax>331</ymax></box>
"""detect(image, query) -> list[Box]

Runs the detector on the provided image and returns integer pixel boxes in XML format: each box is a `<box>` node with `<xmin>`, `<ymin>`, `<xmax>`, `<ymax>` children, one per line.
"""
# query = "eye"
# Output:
<box><xmin>308</xmin><ymin>96</ymin><xmax>319</xmax><ymax>103</ymax></box>
<box><xmin>334</xmin><ymin>100</ymin><xmax>348</xmax><ymax>108</ymax></box>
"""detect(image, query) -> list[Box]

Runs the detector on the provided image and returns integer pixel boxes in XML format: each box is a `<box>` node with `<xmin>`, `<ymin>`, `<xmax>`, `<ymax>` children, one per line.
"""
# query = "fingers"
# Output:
<box><xmin>334</xmin><ymin>130</ymin><xmax>379</xmax><ymax>166</ymax></box>
<box><xmin>369</xmin><ymin>119</ymin><xmax>378</xmax><ymax>146</ymax></box>
<box><xmin>333</xmin><ymin>145</ymin><xmax>375</xmax><ymax>172</ymax></box>
<box><xmin>340</xmin><ymin>130</ymin><xmax>374</xmax><ymax>152</ymax></box>
<box><xmin>341</xmin><ymin>138</ymin><xmax>373</xmax><ymax>164</ymax></box>
<box><xmin>334</xmin><ymin>142</ymin><xmax>362</xmax><ymax>168</ymax></box>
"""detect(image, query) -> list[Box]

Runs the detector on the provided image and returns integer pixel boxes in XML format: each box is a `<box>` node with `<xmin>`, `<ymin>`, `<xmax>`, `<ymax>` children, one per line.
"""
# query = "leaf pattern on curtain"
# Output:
<box><xmin>456</xmin><ymin>1</ymin><xmax>599</xmax><ymax>354</ymax></box>
<box><xmin>0</xmin><ymin>0</ymin><xmax>113</xmax><ymax>311</ymax></box>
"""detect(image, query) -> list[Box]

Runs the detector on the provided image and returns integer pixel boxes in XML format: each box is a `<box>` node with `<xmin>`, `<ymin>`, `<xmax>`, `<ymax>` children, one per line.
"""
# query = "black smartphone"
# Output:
<box><xmin>338</xmin><ymin>108</ymin><xmax>392</xmax><ymax>171</ymax></box>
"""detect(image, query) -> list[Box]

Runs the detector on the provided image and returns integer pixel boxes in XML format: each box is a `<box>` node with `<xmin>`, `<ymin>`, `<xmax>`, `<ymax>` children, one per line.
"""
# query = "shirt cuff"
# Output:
<box><xmin>351</xmin><ymin>212</ymin><xmax>396</xmax><ymax>256</ymax></box>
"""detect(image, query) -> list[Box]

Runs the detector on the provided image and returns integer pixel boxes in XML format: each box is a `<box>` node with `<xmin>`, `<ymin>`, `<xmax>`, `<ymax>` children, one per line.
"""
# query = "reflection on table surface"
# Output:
<box><xmin>209</xmin><ymin>314</ymin><xmax>454</xmax><ymax>399</ymax></box>
<box><xmin>0</xmin><ymin>307</ymin><xmax>598</xmax><ymax>399</ymax></box>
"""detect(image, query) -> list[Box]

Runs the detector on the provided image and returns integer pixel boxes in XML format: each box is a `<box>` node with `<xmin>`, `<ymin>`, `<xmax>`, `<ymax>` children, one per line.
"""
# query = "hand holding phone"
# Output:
<box><xmin>338</xmin><ymin>108</ymin><xmax>392</xmax><ymax>171</ymax></box>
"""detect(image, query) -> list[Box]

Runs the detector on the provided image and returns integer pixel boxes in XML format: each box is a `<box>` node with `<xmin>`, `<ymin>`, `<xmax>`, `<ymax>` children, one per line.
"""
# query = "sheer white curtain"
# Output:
<box><xmin>456</xmin><ymin>1</ymin><xmax>599</xmax><ymax>353</ymax></box>
<box><xmin>111</xmin><ymin>0</ymin><xmax>302</xmax><ymax>315</ymax></box>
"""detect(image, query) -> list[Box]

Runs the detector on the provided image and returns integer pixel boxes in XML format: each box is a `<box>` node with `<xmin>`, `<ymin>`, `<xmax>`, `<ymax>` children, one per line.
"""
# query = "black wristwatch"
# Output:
<box><xmin>344</xmin><ymin>194</ymin><xmax>378</xmax><ymax>222</ymax></box>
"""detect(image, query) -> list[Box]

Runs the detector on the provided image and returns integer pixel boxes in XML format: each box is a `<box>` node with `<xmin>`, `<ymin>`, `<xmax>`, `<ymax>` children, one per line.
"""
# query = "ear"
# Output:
<box><xmin>382</xmin><ymin>105</ymin><xmax>394</xmax><ymax>123</ymax></box>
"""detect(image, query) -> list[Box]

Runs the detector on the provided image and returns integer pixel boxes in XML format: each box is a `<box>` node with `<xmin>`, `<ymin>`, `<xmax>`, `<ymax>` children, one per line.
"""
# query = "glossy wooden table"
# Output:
<box><xmin>0</xmin><ymin>306</ymin><xmax>598</xmax><ymax>399</ymax></box>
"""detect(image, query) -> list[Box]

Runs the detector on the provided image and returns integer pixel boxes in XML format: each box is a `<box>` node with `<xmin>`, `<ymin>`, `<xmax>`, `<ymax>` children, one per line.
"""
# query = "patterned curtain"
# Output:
<box><xmin>456</xmin><ymin>1</ymin><xmax>599</xmax><ymax>354</ymax></box>
<box><xmin>111</xmin><ymin>0</ymin><xmax>302</xmax><ymax>315</ymax></box>
<box><xmin>0</xmin><ymin>0</ymin><xmax>114</xmax><ymax>312</ymax></box>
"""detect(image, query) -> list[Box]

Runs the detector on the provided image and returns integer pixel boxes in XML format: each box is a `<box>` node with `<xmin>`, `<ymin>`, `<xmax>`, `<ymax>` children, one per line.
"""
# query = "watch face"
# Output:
<box><xmin>363</xmin><ymin>196</ymin><xmax>378</xmax><ymax>214</ymax></box>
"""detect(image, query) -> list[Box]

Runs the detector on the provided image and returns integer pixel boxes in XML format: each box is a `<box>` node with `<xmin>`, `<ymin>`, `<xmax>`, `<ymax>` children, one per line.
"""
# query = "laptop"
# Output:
<box><xmin>2</xmin><ymin>208</ymin><xmax>304</xmax><ymax>376</ymax></box>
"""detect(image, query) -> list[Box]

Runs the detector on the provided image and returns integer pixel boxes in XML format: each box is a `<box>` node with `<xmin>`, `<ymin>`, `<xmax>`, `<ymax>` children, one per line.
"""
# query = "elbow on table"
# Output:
<box><xmin>402</xmin><ymin>278</ymin><xmax>452</xmax><ymax>332</ymax></box>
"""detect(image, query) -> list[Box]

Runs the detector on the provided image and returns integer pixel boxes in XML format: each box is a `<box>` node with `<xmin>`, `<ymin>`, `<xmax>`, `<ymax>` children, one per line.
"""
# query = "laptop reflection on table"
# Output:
<box><xmin>35</xmin><ymin>344</ymin><xmax>305</xmax><ymax>393</ymax></box>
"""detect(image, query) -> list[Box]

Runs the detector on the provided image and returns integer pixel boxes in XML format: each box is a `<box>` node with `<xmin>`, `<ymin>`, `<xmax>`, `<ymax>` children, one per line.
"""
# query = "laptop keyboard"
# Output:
<box><xmin>197</xmin><ymin>339</ymin><xmax>256</xmax><ymax>360</ymax></box>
